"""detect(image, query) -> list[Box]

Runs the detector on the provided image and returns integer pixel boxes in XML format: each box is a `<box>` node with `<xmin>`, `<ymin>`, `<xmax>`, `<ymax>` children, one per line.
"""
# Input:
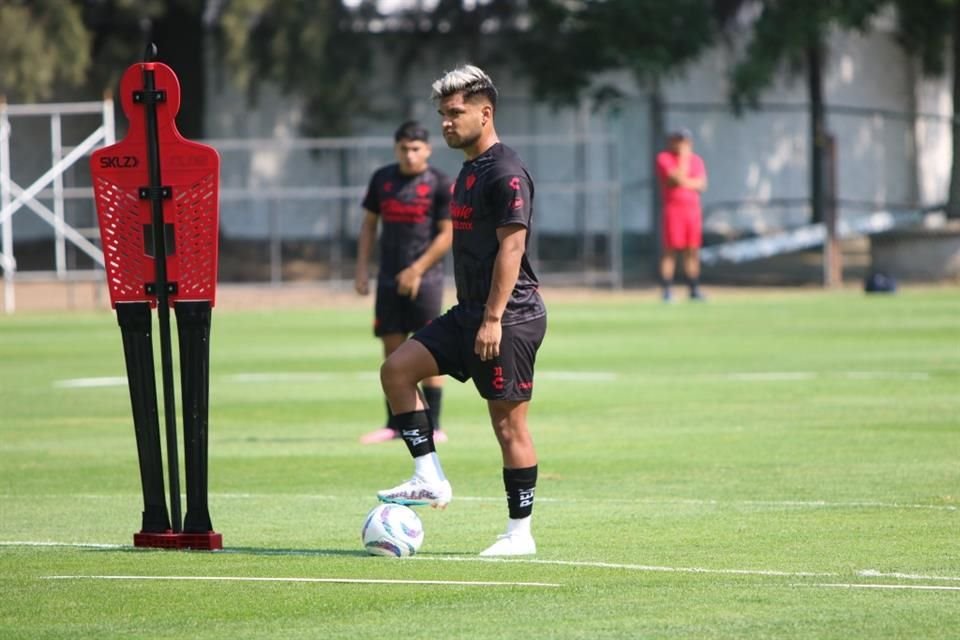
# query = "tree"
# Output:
<box><xmin>514</xmin><ymin>0</ymin><xmax>716</xmax><ymax>106</ymax></box>
<box><xmin>715</xmin><ymin>1</ymin><xmax>885</xmax><ymax>225</ymax></box>
<box><xmin>0</xmin><ymin>1</ymin><xmax>207</xmax><ymax>137</ymax></box>
<box><xmin>213</xmin><ymin>0</ymin><xmax>377</xmax><ymax>136</ymax></box>
<box><xmin>0</xmin><ymin>0</ymin><xmax>91</xmax><ymax>102</ymax></box>
<box><xmin>83</xmin><ymin>1</ymin><xmax>209</xmax><ymax>138</ymax></box>
<box><xmin>891</xmin><ymin>0</ymin><xmax>960</xmax><ymax>218</ymax></box>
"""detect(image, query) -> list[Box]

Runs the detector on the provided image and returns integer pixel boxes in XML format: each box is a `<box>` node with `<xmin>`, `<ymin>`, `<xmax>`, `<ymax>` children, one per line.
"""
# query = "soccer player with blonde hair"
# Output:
<box><xmin>376</xmin><ymin>65</ymin><xmax>547</xmax><ymax>556</ymax></box>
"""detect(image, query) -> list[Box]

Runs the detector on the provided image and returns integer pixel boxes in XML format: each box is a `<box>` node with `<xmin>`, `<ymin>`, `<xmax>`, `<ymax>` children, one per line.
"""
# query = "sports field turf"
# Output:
<box><xmin>1</xmin><ymin>287</ymin><xmax>957</xmax><ymax>638</ymax></box>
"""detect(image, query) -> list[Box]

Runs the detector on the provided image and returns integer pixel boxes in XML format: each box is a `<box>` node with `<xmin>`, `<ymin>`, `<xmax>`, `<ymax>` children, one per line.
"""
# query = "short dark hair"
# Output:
<box><xmin>431</xmin><ymin>65</ymin><xmax>498</xmax><ymax>113</ymax></box>
<box><xmin>394</xmin><ymin>121</ymin><xmax>429</xmax><ymax>143</ymax></box>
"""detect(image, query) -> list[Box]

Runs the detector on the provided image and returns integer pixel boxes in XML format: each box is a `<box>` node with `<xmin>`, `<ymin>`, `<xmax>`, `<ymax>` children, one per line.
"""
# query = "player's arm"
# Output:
<box><xmin>666</xmin><ymin>163</ymin><xmax>685</xmax><ymax>185</ymax></box>
<box><xmin>684</xmin><ymin>174</ymin><xmax>707</xmax><ymax>191</ymax></box>
<box><xmin>396</xmin><ymin>220</ymin><xmax>452</xmax><ymax>300</ymax></box>
<box><xmin>355</xmin><ymin>209</ymin><xmax>378</xmax><ymax>295</ymax></box>
<box><xmin>685</xmin><ymin>159</ymin><xmax>708</xmax><ymax>192</ymax></box>
<box><xmin>672</xmin><ymin>155</ymin><xmax>707</xmax><ymax>191</ymax></box>
<box><xmin>475</xmin><ymin>224</ymin><xmax>526</xmax><ymax>362</ymax></box>
<box><xmin>657</xmin><ymin>153</ymin><xmax>682</xmax><ymax>187</ymax></box>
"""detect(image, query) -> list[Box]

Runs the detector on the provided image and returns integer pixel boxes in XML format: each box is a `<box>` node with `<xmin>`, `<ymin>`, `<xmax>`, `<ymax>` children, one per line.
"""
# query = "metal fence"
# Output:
<box><xmin>0</xmin><ymin>98</ymin><xmax>113</xmax><ymax>313</ymax></box>
<box><xmin>1</xmin><ymin>94</ymin><xmax>952</xmax><ymax>312</ymax></box>
<box><xmin>208</xmin><ymin>133</ymin><xmax>623</xmax><ymax>288</ymax></box>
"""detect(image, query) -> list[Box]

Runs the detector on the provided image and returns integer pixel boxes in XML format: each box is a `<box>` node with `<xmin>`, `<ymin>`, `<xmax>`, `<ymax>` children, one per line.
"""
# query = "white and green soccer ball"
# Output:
<box><xmin>361</xmin><ymin>504</ymin><xmax>424</xmax><ymax>557</ymax></box>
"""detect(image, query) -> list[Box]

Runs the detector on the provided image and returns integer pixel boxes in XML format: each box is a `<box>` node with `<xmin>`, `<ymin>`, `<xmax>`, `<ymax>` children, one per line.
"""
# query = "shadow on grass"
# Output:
<box><xmin>221</xmin><ymin>547</ymin><xmax>480</xmax><ymax>558</ymax></box>
<box><xmin>84</xmin><ymin>546</ymin><xmax>366</xmax><ymax>558</ymax></box>
<box><xmin>223</xmin><ymin>546</ymin><xmax>369</xmax><ymax>558</ymax></box>
<box><xmin>84</xmin><ymin>545</ymin><xmax>478</xmax><ymax>558</ymax></box>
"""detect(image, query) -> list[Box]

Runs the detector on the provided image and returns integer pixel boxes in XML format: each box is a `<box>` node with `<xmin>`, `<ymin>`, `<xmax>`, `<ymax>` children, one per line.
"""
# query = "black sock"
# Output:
<box><xmin>503</xmin><ymin>465</ymin><xmax>537</xmax><ymax>519</ymax></box>
<box><xmin>421</xmin><ymin>385</ymin><xmax>443</xmax><ymax>431</ymax></box>
<box><xmin>394</xmin><ymin>410</ymin><xmax>435</xmax><ymax>458</ymax></box>
<box><xmin>688</xmin><ymin>277</ymin><xmax>700</xmax><ymax>294</ymax></box>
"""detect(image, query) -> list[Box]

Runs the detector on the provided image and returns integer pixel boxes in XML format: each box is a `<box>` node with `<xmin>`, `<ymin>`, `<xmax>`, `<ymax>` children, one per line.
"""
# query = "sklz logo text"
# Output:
<box><xmin>99</xmin><ymin>155</ymin><xmax>139</xmax><ymax>169</ymax></box>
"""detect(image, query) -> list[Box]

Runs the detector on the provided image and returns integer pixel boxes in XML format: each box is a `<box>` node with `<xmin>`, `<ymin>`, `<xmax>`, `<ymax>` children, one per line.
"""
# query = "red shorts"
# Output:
<box><xmin>662</xmin><ymin>203</ymin><xmax>702</xmax><ymax>251</ymax></box>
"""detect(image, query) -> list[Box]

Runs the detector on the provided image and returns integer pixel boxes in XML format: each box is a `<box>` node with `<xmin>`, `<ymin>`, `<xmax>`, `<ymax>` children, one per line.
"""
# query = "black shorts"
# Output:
<box><xmin>374</xmin><ymin>281</ymin><xmax>443</xmax><ymax>337</ymax></box>
<box><xmin>413</xmin><ymin>310</ymin><xmax>547</xmax><ymax>401</ymax></box>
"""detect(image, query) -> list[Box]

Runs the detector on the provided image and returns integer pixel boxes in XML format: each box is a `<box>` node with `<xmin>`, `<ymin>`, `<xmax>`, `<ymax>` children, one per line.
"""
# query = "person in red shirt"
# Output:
<box><xmin>655</xmin><ymin>129</ymin><xmax>708</xmax><ymax>301</ymax></box>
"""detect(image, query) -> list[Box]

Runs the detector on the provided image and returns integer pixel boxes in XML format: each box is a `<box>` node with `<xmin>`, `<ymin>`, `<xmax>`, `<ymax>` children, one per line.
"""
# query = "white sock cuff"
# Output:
<box><xmin>414</xmin><ymin>452</ymin><xmax>446</xmax><ymax>482</ymax></box>
<box><xmin>506</xmin><ymin>515</ymin><xmax>532</xmax><ymax>535</ymax></box>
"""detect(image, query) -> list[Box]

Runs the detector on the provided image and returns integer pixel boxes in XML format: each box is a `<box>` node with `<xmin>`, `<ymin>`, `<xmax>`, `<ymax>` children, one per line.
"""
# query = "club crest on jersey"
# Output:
<box><xmin>383</xmin><ymin>181</ymin><xmax>393</xmax><ymax>193</ymax></box>
<box><xmin>416</xmin><ymin>183</ymin><xmax>431</xmax><ymax>197</ymax></box>
<box><xmin>465</xmin><ymin>174</ymin><xmax>477</xmax><ymax>190</ymax></box>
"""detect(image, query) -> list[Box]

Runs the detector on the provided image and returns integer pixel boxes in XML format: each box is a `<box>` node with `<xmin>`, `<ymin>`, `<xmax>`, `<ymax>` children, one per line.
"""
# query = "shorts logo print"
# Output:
<box><xmin>492</xmin><ymin>366</ymin><xmax>505</xmax><ymax>391</ymax></box>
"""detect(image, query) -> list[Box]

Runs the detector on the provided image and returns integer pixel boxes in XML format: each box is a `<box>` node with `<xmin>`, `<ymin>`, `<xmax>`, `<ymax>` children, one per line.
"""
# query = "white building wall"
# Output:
<box><xmin>914</xmin><ymin>71</ymin><xmax>953</xmax><ymax>206</ymax></box>
<box><xmin>657</xmin><ymin>24</ymin><xmax>927</xmax><ymax>238</ymax></box>
<box><xmin>197</xmin><ymin>22</ymin><xmax>949</xmax><ymax>241</ymax></box>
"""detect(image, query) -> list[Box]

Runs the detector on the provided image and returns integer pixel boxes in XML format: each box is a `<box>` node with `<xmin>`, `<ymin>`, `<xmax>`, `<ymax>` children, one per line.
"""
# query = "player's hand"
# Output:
<box><xmin>395</xmin><ymin>267</ymin><xmax>422</xmax><ymax>299</ymax></box>
<box><xmin>354</xmin><ymin>272</ymin><xmax>369</xmax><ymax>296</ymax></box>
<box><xmin>475</xmin><ymin>319</ymin><xmax>502</xmax><ymax>362</ymax></box>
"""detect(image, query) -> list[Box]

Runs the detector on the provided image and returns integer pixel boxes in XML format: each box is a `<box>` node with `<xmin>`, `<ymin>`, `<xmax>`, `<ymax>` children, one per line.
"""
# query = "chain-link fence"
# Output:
<box><xmin>2</xmin><ymin>94</ymin><xmax>951</xmax><ymax>304</ymax></box>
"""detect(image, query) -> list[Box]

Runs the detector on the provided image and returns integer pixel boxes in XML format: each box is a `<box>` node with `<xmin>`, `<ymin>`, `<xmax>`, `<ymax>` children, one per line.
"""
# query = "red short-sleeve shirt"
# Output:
<box><xmin>656</xmin><ymin>151</ymin><xmax>706</xmax><ymax>212</ymax></box>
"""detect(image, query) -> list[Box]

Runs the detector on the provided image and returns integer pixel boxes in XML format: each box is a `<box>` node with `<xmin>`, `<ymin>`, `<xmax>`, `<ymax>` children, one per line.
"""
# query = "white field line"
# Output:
<box><xmin>719</xmin><ymin>372</ymin><xmax>818</xmax><ymax>382</ymax></box>
<box><xmin>2</xmin><ymin>493</ymin><xmax>954</xmax><ymax>511</ymax></box>
<box><xmin>798</xmin><ymin>583</ymin><xmax>960</xmax><ymax>592</ymax></box>
<box><xmin>10</xmin><ymin>541</ymin><xmax>960</xmax><ymax>585</ymax></box>
<box><xmin>53</xmin><ymin>369</ymin><xmax>934</xmax><ymax>389</ymax></box>
<box><xmin>714</xmin><ymin>371</ymin><xmax>930</xmax><ymax>382</ymax></box>
<box><xmin>52</xmin><ymin>371</ymin><xmax>619</xmax><ymax>388</ymax></box>
<box><xmin>412</xmin><ymin>556</ymin><xmax>838</xmax><ymax>578</ymax></box>
<box><xmin>42</xmin><ymin>575</ymin><xmax>561</xmax><ymax>588</ymax></box>
<box><xmin>858</xmin><ymin>569</ymin><xmax>960</xmax><ymax>582</ymax></box>
<box><xmin>843</xmin><ymin>371</ymin><xmax>930</xmax><ymax>381</ymax></box>
<box><xmin>230</xmin><ymin>371</ymin><xmax>620</xmax><ymax>383</ymax></box>
<box><xmin>53</xmin><ymin>376</ymin><xmax>127</xmax><ymax>388</ymax></box>
<box><xmin>1</xmin><ymin>541</ymin><xmax>125</xmax><ymax>550</ymax></box>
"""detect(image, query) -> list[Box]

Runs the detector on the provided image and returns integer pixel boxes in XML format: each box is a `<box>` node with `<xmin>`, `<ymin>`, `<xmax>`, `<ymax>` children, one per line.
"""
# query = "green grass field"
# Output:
<box><xmin>1</xmin><ymin>288</ymin><xmax>958</xmax><ymax>638</ymax></box>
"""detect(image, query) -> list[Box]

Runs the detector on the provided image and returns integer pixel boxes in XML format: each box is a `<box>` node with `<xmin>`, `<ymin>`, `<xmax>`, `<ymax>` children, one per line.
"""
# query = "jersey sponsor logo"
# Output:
<box><xmin>383</xmin><ymin>181</ymin><xmax>393</xmax><ymax>193</ymax></box>
<box><xmin>450</xmin><ymin>202</ymin><xmax>474</xmax><ymax>230</ymax></box>
<box><xmin>416</xmin><ymin>183</ymin><xmax>431</xmax><ymax>197</ymax></box>
<box><xmin>381</xmin><ymin>198</ymin><xmax>429</xmax><ymax>223</ymax></box>
<box><xmin>465</xmin><ymin>174</ymin><xmax>477</xmax><ymax>190</ymax></box>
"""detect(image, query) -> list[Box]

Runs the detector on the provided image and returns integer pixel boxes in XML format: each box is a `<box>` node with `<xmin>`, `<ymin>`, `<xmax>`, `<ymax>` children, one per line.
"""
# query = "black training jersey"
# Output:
<box><xmin>362</xmin><ymin>164</ymin><xmax>452</xmax><ymax>285</ymax></box>
<box><xmin>448</xmin><ymin>142</ymin><xmax>546</xmax><ymax>327</ymax></box>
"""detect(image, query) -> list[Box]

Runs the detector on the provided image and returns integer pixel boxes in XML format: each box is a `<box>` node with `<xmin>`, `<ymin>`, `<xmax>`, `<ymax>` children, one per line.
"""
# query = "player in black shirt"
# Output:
<box><xmin>355</xmin><ymin>121</ymin><xmax>453</xmax><ymax>444</ymax></box>
<box><xmin>377</xmin><ymin>65</ymin><xmax>547</xmax><ymax>557</ymax></box>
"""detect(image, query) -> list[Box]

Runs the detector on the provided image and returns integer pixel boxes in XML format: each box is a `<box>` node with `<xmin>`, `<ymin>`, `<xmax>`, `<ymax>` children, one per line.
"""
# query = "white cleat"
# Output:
<box><xmin>377</xmin><ymin>476</ymin><xmax>452</xmax><ymax>509</ymax></box>
<box><xmin>479</xmin><ymin>532</ymin><xmax>537</xmax><ymax>557</ymax></box>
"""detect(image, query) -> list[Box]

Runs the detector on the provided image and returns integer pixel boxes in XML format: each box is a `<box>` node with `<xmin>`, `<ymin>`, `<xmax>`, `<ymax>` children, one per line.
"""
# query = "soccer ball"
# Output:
<box><xmin>361</xmin><ymin>504</ymin><xmax>424</xmax><ymax>557</ymax></box>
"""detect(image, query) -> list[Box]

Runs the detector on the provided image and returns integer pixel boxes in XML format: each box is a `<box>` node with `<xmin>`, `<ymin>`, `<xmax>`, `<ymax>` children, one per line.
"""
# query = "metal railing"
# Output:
<box><xmin>0</xmin><ymin>97</ymin><xmax>114</xmax><ymax>313</ymax></box>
